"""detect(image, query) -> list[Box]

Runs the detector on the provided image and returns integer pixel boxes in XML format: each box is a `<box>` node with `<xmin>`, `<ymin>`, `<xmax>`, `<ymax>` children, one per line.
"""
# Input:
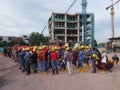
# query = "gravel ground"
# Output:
<box><xmin>0</xmin><ymin>53</ymin><xmax>120</xmax><ymax>90</ymax></box>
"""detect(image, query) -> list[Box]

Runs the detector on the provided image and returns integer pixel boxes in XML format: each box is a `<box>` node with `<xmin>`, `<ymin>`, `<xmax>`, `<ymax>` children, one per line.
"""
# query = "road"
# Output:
<box><xmin>0</xmin><ymin>53</ymin><xmax>120</xmax><ymax>90</ymax></box>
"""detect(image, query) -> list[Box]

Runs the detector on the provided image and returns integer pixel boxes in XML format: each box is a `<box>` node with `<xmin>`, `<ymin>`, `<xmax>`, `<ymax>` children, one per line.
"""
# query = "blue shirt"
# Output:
<box><xmin>20</xmin><ymin>52</ymin><xmax>26</xmax><ymax>62</ymax></box>
<box><xmin>78</xmin><ymin>50</ymin><xmax>84</xmax><ymax>61</ymax></box>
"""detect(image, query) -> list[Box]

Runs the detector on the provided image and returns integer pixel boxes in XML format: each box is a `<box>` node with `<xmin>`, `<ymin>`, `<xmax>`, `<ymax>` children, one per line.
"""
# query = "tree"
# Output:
<box><xmin>28</xmin><ymin>32</ymin><xmax>49</xmax><ymax>46</ymax></box>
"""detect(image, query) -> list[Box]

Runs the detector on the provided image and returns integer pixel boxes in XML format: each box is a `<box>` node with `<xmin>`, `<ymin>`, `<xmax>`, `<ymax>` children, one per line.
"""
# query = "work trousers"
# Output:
<box><xmin>67</xmin><ymin>61</ymin><xmax>73</xmax><ymax>75</ymax></box>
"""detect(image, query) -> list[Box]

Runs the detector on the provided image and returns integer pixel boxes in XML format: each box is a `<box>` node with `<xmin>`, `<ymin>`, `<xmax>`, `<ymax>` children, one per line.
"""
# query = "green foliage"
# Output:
<box><xmin>0</xmin><ymin>41</ymin><xmax>14</xmax><ymax>47</ymax></box>
<box><xmin>28</xmin><ymin>32</ymin><xmax>49</xmax><ymax>46</ymax></box>
<box><xmin>0</xmin><ymin>40</ymin><xmax>27</xmax><ymax>47</ymax></box>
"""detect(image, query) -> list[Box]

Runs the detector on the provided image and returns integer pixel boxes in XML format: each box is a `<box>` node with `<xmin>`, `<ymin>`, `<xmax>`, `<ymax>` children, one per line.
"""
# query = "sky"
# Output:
<box><xmin>0</xmin><ymin>0</ymin><xmax>120</xmax><ymax>43</ymax></box>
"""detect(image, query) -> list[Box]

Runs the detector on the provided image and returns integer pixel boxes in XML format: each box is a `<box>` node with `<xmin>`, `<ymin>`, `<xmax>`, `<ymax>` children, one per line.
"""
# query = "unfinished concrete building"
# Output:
<box><xmin>48</xmin><ymin>12</ymin><xmax>94</xmax><ymax>46</ymax></box>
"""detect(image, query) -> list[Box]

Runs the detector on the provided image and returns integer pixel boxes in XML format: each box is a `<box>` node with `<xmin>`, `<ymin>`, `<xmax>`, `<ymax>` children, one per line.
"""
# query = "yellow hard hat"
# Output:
<box><xmin>73</xmin><ymin>46</ymin><xmax>77</xmax><ymax>49</ymax></box>
<box><xmin>86</xmin><ymin>46</ymin><xmax>89</xmax><ymax>49</ymax></box>
<box><xmin>80</xmin><ymin>45</ymin><xmax>84</xmax><ymax>49</ymax></box>
<box><xmin>33</xmin><ymin>49</ymin><xmax>36</xmax><ymax>52</ymax></box>
<box><xmin>54</xmin><ymin>46</ymin><xmax>58</xmax><ymax>50</ymax></box>
<box><xmin>42</xmin><ymin>45</ymin><xmax>46</xmax><ymax>49</ymax></box>
<box><xmin>66</xmin><ymin>47</ymin><xmax>70</xmax><ymax>51</ymax></box>
<box><xmin>51</xmin><ymin>47</ymin><xmax>55</xmax><ymax>51</ymax></box>
<box><xmin>26</xmin><ymin>47</ymin><xmax>30</xmax><ymax>51</ymax></box>
<box><xmin>92</xmin><ymin>54</ymin><xmax>97</xmax><ymax>58</ymax></box>
<box><xmin>34</xmin><ymin>46</ymin><xmax>37</xmax><ymax>49</ymax></box>
<box><xmin>65</xmin><ymin>43</ymin><xmax>69</xmax><ymax>47</ymax></box>
<box><xmin>110</xmin><ymin>59</ymin><xmax>114</xmax><ymax>63</ymax></box>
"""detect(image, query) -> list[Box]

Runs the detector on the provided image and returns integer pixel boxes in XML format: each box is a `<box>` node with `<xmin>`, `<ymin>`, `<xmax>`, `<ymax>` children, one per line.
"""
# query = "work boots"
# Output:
<box><xmin>79</xmin><ymin>67</ymin><xmax>84</xmax><ymax>73</ymax></box>
<box><xmin>86</xmin><ymin>64</ymin><xmax>90</xmax><ymax>69</ymax></box>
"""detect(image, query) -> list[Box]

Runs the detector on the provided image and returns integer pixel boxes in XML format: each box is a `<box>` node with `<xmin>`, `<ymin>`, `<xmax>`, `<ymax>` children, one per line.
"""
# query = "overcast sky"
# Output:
<box><xmin>0</xmin><ymin>0</ymin><xmax>120</xmax><ymax>43</ymax></box>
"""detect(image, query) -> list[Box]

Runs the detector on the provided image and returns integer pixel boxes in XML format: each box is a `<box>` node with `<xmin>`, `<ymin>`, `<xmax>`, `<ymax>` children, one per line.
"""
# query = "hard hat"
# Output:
<box><xmin>74</xmin><ymin>46</ymin><xmax>77</xmax><ymax>49</ymax></box>
<box><xmin>34</xmin><ymin>46</ymin><xmax>37</xmax><ymax>49</ymax></box>
<box><xmin>26</xmin><ymin>47</ymin><xmax>30</xmax><ymax>51</ymax></box>
<box><xmin>92</xmin><ymin>54</ymin><xmax>97</xmax><ymax>58</ymax></box>
<box><xmin>22</xmin><ymin>48</ymin><xmax>25</xmax><ymax>51</ymax></box>
<box><xmin>110</xmin><ymin>59</ymin><xmax>114</xmax><ymax>63</ymax></box>
<box><xmin>58</xmin><ymin>58</ymin><xmax>62</xmax><ymax>61</ymax></box>
<box><xmin>33</xmin><ymin>49</ymin><xmax>36</xmax><ymax>52</ymax></box>
<box><xmin>66</xmin><ymin>47</ymin><xmax>70</xmax><ymax>51</ymax></box>
<box><xmin>42</xmin><ymin>45</ymin><xmax>46</xmax><ymax>49</ymax></box>
<box><xmin>39</xmin><ymin>47</ymin><xmax>42</xmax><ymax>50</ymax></box>
<box><xmin>65</xmin><ymin>43</ymin><xmax>69</xmax><ymax>47</ymax></box>
<box><xmin>86</xmin><ymin>46</ymin><xmax>89</xmax><ymax>49</ymax></box>
<box><xmin>51</xmin><ymin>47</ymin><xmax>55</xmax><ymax>51</ymax></box>
<box><xmin>54</xmin><ymin>46</ymin><xmax>58</xmax><ymax>50</ymax></box>
<box><xmin>80</xmin><ymin>45</ymin><xmax>84</xmax><ymax>49</ymax></box>
<box><xmin>74</xmin><ymin>43</ymin><xmax>80</xmax><ymax>48</ymax></box>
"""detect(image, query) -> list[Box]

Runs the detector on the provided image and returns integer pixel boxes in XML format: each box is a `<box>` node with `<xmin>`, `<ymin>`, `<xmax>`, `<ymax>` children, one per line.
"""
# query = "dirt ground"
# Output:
<box><xmin>0</xmin><ymin>53</ymin><xmax>120</xmax><ymax>90</ymax></box>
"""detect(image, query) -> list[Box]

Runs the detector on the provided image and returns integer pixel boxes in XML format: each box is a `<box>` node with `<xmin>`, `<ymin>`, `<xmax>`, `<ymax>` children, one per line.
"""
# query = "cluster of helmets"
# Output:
<box><xmin>15</xmin><ymin>44</ymin><xmax>91</xmax><ymax>53</ymax></box>
<box><xmin>73</xmin><ymin>45</ymin><xmax>89</xmax><ymax>50</ymax></box>
<box><xmin>64</xmin><ymin>45</ymin><xmax>90</xmax><ymax>51</ymax></box>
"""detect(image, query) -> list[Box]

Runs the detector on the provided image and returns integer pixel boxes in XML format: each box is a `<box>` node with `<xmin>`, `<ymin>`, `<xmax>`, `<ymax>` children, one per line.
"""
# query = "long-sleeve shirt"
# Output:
<box><xmin>31</xmin><ymin>52</ymin><xmax>38</xmax><ymax>64</ymax></box>
<box><xmin>50</xmin><ymin>51</ymin><xmax>58</xmax><ymax>61</ymax></box>
<box><xmin>19</xmin><ymin>51</ymin><xmax>26</xmax><ymax>62</ymax></box>
<box><xmin>24</xmin><ymin>52</ymin><xmax>31</xmax><ymax>62</ymax></box>
<box><xmin>78</xmin><ymin>50</ymin><xmax>84</xmax><ymax>61</ymax></box>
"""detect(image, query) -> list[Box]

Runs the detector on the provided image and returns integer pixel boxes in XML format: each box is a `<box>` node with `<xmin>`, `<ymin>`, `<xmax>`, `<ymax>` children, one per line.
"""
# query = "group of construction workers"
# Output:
<box><xmin>3</xmin><ymin>44</ymin><xmax>119</xmax><ymax>75</ymax></box>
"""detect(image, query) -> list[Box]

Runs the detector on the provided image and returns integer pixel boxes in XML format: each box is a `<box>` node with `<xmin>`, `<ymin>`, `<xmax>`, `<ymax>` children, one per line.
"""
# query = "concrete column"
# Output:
<box><xmin>65</xmin><ymin>14</ymin><xmax>67</xmax><ymax>42</ymax></box>
<box><xmin>51</xmin><ymin>13</ymin><xmax>54</xmax><ymax>41</ymax></box>
<box><xmin>77</xmin><ymin>14</ymin><xmax>80</xmax><ymax>42</ymax></box>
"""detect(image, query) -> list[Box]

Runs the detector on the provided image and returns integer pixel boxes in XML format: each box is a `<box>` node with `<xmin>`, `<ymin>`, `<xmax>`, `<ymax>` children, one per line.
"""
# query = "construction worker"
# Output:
<box><xmin>112</xmin><ymin>54</ymin><xmax>119</xmax><ymax>65</ymax></box>
<box><xmin>91</xmin><ymin>54</ymin><xmax>97</xmax><ymax>73</ymax></box>
<box><xmin>64</xmin><ymin>47</ymin><xmax>69</xmax><ymax>65</ymax></box>
<box><xmin>43</xmin><ymin>45</ymin><xmax>49</xmax><ymax>73</ymax></box>
<box><xmin>24</xmin><ymin>47</ymin><xmax>31</xmax><ymax>75</ymax></box>
<box><xmin>31</xmin><ymin>49</ymin><xmax>38</xmax><ymax>73</ymax></box>
<box><xmin>84</xmin><ymin>46</ymin><xmax>90</xmax><ymax>69</ymax></box>
<box><xmin>78</xmin><ymin>45</ymin><xmax>85</xmax><ymax>72</ymax></box>
<box><xmin>19</xmin><ymin>48</ymin><xmax>26</xmax><ymax>72</ymax></box>
<box><xmin>50</xmin><ymin>47</ymin><xmax>59</xmax><ymax>75</ymax></box>
<box><xmin>72</xmin><ymin>47</ymin><xmax>78</xmax><ymax>69</ymax></box>
<box><xmin>101</xmin><ymin>48</ymin><xmax>108</xmax><ymax>72</ymax></box>
<box><xmin>37</xmin><ymin>47</ymin><xmax>46</xmax><ymax>74</ymax></box>
<box><xmin>58</xmin><ymin>56</ymin><xmax>66</xmax><ymax>71</ymax></box>
<box><xmin>66</xmin><ymin>47</ymin><xmax>73</xmax><ymax>75</ymax></box>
